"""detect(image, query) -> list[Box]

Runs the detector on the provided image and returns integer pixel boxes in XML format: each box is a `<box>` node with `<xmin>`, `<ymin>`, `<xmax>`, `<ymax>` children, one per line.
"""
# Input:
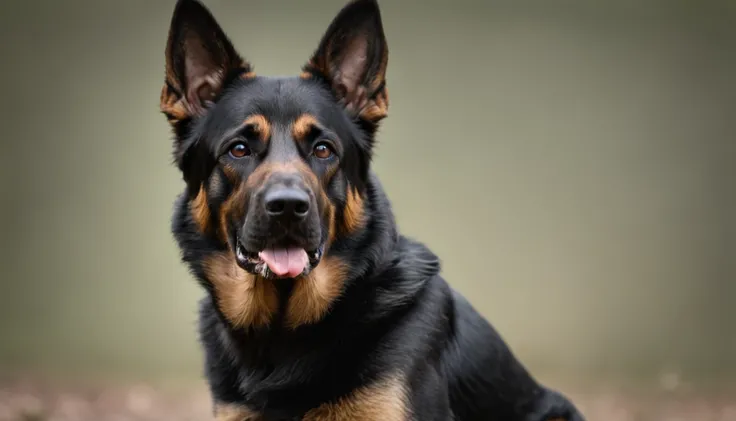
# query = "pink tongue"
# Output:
<box><xmin>258</xmin><ymin>247</ymin><xmax>308</xmax><ymax>278</ymax></box>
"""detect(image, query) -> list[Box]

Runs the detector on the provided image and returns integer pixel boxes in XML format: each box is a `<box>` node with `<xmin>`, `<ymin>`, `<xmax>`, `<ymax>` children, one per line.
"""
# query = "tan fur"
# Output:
<box><xmin>203</xmin><ymin>249</ymin><xmax>347</xmax><ymax>331</ymax></box>
<box><xmin>243</xmin><ymin>114</ymin><xmax>271</xmax><ymax>143</ymax></box>
<box><xmin>302</xmin><ymin>375</ymin><xmax>408</xmax><ymax>421</ymax></box>
<box><xmin>292</xmin><ymin>114</ymin><xmax>320</xmax><ymax>142</ymax></box>
<box><xmin>361</xmin><ymin>44</ymin><xmax>390</xmax><ymax>123</ymax></box>
<box><xmin>159</xmin><ymin>83</ymin><xmax>190</xmax><ymax>124</ymax></box>
<box><xmin>217</xmin><ymin>182</ymin><xmax>245</xmax><ymax>247</ymax></box>
<box><xmin>191</xmin><ymin>185</ymin><xmax>211</xmax><ymax>234</ymax></box>
<box><xmin>360</xmin><ymin>86</ymin><xmax>389</xmax><ymax>123</ymax></box>
<box><xmin>203</xmin><ymin>252</ymin><xmax>279</xmax><ymax>329</ymax></box>
<box><xmin>285</xmin><ymin>255</ymin><xmax>346</xmax><ymax>329</ymax></box>
<box><xmin>341</xmin><ymin>188</ymin><xmax>365</xmax><ymax>235</ymax></box>
<box><xmin>249</xmin><ymin>161</ymin><xmax>307</xmax><ymax>188</ymax></box>
<box><xmin>214</xmin><ymin>403</ymin><xmax>262</xmax><ymax>421</ymax></box>
<box><xmin>221</xmin><ymin>164</ymin><xmax>240</xmax><ymax>184</ymax></box>
<box><xmin>325</xmin><ymin>199</ymin><xmax>337</xmax><ymax>250</ymax></box>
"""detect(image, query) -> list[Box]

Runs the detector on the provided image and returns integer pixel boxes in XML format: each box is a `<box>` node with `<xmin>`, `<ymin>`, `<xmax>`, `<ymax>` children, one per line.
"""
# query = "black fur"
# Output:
<box><xmin>162</xmin><ymin>0</ymin><xmax>587</xmax><ymax>420</ymax></box>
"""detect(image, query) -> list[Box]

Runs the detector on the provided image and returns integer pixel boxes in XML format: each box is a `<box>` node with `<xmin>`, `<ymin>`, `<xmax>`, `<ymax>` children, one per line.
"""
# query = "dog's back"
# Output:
<box><xmin>444</xmin><ymin>290</ymin><xmax>585</xmax><ymax>420</ymax></box>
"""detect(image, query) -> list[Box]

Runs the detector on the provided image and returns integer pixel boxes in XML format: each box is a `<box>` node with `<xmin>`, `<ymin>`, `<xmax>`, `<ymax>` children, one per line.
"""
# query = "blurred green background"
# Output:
<box><xmin>0</xmin><ymin>0</ymin><xmax>734</xmax><ymax>396</ymax></box>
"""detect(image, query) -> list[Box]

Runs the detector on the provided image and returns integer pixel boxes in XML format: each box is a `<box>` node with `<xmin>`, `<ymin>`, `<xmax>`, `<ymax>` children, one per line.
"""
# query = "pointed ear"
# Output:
<box><xmin>160</xmin><ymin>0</ymin><xmax>251</xmax><ymax>124</ymax></box>
<box><xmin>302</xmin><ymin>0</ymin><xmax>389</xmax><ymax>125</ymax></box>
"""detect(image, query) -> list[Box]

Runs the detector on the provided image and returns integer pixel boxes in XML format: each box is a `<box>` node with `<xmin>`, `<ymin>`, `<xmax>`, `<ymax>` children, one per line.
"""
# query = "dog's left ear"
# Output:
<box><xmin>302</xmin><ymin>0</ymin><xmax>389</xmax><ymax>126</ymax></box>
<box><xmin>160</xmin><ymin>0</ymin><xmax>251</xmax><ymax>124</ymax></box>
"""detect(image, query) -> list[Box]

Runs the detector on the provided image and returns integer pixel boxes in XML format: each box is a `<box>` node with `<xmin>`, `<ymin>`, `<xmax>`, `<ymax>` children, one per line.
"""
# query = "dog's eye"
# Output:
<box><xmin>229</xmin><ymin>142</ymin><xmax>251</xmax><ymax>159</ymax></box>
<box><xmin>313</xmin><ymin>142</ymin><xmax>333</xmax><ymax>159</ymax></box>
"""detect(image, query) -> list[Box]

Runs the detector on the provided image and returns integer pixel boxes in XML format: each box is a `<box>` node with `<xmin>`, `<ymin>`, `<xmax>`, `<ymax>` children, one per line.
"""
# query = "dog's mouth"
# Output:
<box><xmin>235</xmin><ymin>241</ymin><xmax>324</xmax><ymax>279</ymax></box>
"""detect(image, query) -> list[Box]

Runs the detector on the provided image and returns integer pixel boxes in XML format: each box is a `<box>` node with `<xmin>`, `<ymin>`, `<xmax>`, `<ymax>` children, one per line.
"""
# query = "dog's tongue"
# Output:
<box><xmin>258</xmin><ymin>247</ymin><xmax>308</xmax><ymax>278</ymax></box>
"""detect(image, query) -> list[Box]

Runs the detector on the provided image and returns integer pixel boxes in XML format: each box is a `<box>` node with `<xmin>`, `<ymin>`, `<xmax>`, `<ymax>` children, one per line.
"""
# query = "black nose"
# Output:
<box><xmin>264</xmin><ymin>187</ymin><xmax>310</xmax><ymax>220</ymax></box>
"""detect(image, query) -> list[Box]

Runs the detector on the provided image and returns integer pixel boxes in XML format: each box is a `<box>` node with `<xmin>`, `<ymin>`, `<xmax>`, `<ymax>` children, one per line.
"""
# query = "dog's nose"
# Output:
<box><xmin>264</xmin><ymin>187</ymin><xmax>310</xmax><ymax>220</ymax></box>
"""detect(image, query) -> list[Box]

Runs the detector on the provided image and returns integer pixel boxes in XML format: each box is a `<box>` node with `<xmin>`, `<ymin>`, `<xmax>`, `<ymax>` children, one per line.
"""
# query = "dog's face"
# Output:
<box><xmin>160</xmin><ymin>0</ymin><xmax>388</xmax><ymax>280</ymax></box>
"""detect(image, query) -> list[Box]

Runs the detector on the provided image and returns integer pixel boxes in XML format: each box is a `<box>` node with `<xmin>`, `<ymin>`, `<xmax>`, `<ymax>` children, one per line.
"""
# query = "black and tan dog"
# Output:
<box><xmin>160</xmin><ymin>0</ymin><xmax>586</xmax><ymax>420</ymax></box>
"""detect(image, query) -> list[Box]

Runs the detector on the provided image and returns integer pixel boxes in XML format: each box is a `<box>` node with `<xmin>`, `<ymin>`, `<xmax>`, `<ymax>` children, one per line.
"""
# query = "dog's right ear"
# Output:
<box><xmin>160</xmin><ymin>0</ymin><xmax>251</xmax><ymax>125</ymax></box>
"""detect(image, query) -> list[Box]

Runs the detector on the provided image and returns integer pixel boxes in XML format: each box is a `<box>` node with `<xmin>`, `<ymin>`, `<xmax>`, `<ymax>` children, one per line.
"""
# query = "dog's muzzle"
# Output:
<box><xmin>234</xmin><ymin>173</ymin><xmax>324</xmax><ymax>279</ymax></box>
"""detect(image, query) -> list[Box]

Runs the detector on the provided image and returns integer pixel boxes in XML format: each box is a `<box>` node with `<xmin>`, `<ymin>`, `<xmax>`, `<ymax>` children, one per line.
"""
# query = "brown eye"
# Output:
<box><xmin>313</xmin><ymin>142</ymin><xmax>333</xmax><ymax>159</ymax></box>
<box><xmin>229</xmin><ymin>142</ymin><xmax>250</xmax><ymax>158</ymax></box>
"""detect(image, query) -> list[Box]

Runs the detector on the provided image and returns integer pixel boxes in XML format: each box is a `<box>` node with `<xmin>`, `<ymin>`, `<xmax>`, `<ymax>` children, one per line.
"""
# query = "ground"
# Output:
<box><xmin>1</xmin><ymin>376</ymin><xmax>735</xmax><ymax>421</ymax></box>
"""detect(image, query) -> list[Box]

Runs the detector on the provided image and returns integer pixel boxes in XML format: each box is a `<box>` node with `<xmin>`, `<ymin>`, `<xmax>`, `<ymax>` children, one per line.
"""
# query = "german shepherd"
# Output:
<box><xmin>160</xmin><ymin>0</ymin><xmax>586</xmax><ymax>420</ymax></box>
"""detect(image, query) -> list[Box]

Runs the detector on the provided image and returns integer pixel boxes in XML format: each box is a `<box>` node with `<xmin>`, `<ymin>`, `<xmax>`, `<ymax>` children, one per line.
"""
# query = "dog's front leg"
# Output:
<box><xmin>302</xmin><ymin>374</ymin><xmax>409</xmax><ymax>421</ymax></box>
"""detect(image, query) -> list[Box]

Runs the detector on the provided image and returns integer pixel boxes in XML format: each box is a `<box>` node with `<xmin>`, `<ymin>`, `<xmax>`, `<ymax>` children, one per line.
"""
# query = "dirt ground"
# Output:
<box><xmin>1</xmin><ymin>377</ymin><xmax>735</xmax><ymax>421</ymax></box>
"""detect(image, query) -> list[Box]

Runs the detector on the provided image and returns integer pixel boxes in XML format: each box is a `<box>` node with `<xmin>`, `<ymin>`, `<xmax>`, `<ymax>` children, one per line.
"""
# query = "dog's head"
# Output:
<box><xmin>160</xmin><ymin>0</ymin><xmax>388</xmax><ymax>280</ymax></box>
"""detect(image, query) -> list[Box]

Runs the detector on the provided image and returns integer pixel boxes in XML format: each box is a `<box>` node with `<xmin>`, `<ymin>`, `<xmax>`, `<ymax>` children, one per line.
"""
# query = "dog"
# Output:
<box><xmin>159</xmin><ymin>0</ymin><xmax>587</xmax><ymax>420</ymax></box>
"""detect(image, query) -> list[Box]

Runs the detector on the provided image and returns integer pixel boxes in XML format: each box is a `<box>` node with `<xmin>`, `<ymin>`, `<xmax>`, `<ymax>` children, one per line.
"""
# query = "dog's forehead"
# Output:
<box><xmin>206</xmin><ymin>77</ymin><xmax>331</xmax><ymax>133</ymax></box>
